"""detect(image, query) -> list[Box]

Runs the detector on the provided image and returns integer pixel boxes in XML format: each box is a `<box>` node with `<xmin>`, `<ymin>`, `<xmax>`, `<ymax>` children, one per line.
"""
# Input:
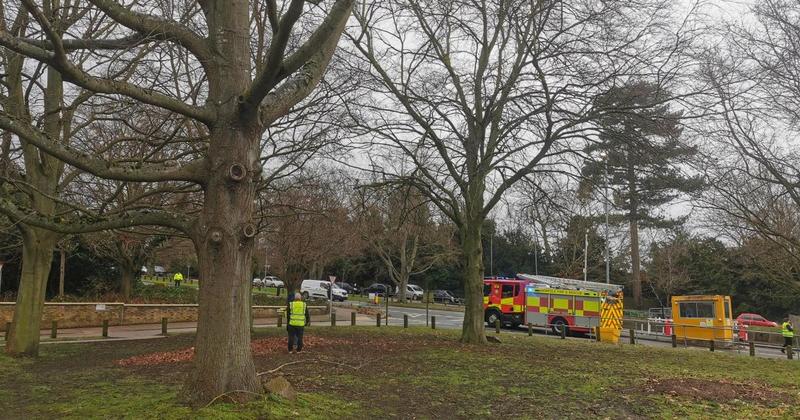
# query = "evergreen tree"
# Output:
<box><xmin>582</xmin><ymin>82</ymin><xmax>705</xmax><ymax>307</ymax></box>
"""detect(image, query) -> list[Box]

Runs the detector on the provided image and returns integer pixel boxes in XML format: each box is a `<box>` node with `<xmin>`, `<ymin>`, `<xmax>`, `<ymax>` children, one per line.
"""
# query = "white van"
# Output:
<box><xmin>301</xmin><ymin>279</ymin><xmax>348</xmax><ymax>302</ymax></box>
<box><xmin>407</xmin><ymin>284</ymin><xmax>424</xmax><ymax>300</ymax></box>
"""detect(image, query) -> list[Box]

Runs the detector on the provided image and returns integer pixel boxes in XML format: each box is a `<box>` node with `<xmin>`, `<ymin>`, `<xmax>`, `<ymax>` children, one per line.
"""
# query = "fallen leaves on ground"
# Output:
<box><xmin>635</xmin><ymin>377</ymin><xmax>793</xmax><ymax>404</ymax></box>
<box><xmin>115</xmin><ymin>336</ymin><xmax>355</xmax><ymax>367</ymax></box>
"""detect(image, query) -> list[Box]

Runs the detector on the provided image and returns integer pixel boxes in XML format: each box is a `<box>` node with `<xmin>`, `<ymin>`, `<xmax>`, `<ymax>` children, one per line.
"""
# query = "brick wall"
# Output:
<box><xmin>0</xmin><ymin>303</ymin><xmax>328</xmax><ymax>331</ymax></box>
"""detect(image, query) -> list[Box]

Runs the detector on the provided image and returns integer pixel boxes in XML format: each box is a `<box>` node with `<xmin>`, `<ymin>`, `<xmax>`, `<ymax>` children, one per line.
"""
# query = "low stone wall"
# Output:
<box><xmin>0</xmin><ymin>303</ymin><xmax>328</xmax><ymax>331</ymax></box>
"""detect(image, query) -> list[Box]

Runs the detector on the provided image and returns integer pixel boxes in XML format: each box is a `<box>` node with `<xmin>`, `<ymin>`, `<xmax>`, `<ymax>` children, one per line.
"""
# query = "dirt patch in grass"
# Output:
<box><xmin>634</xmin><ymin>377</ymin><xmax>794</xmax><ymax>405</ymax></box>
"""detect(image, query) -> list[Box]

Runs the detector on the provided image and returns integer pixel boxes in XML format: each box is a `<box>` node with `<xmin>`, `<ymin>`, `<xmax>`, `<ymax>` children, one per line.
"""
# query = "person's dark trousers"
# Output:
<box><xmin>783</xmin><ymin>337</ymin><xmax>793</xmax><ymax>352</ymax></box>
<box><xmin>287</xmin><ymin>325</ymin><xmax>305</xmax><ymax>352</ymax></box>
<box><xmin>174</xmin><ymin>280</ymin><xmax>180</xmax><ymax>287</ymax></box>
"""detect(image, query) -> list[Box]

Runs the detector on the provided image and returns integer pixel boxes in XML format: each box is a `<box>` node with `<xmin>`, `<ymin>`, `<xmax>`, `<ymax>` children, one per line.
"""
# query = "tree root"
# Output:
<box><xmin>257</xmin><ymin>357</ymin><xmax>371</xmax><ymax>377</ymax></box>
<box><xmin>202</xmin><ymin>389</ymin><xmax>264</xmax><ymax>408</ymax></box>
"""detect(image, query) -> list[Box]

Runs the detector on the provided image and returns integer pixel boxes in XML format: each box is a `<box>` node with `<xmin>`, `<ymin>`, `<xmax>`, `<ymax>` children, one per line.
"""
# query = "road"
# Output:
<box><xmin>375</xmin><ymin>304</ymin><xmax>797</xmax><ymax>360</ymax></box>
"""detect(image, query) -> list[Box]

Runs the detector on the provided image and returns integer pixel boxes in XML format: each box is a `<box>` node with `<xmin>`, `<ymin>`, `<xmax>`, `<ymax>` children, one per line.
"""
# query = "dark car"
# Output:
<box><xmin>432</xmin><ymin>290</ymin><xmax>458</xmax><ymax>304</ymax></box>
<box><xmin>337</xmin><ymin>282</ymin><xmax>360</xmax><ymax>295</ymax></box>
<box><xmin>363</xmin><ymin>283</ymin><xmax>394</xmax><ymax>297</ymax></box>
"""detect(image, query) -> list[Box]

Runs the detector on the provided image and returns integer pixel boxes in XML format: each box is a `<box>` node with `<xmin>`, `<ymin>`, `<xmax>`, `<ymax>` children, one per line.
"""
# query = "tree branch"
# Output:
<box><xmin>0</xmin><ymin>113</ymin><xmax>208</xmax><ymax>183</ymax></box>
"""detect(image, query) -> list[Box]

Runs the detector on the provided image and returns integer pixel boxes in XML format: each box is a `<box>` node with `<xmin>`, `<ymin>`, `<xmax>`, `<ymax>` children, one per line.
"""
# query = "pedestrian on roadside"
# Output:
<box><xmin>287</xmin><ymin>292</ymin><xmax>310</xmax><ymax>354</ymax></box>
<box><xmin>173</xmin><ymin>271</ymin><xmax>183</xmax><ymax>288</ymax></box>
<box><xmin>781</xmin><ymin>317</ymin><xmax>794</xmax><ymax>353</ymax></box>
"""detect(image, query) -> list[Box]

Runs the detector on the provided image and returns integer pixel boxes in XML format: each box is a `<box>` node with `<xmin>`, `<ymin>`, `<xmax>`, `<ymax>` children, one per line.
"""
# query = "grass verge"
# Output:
<box><xmin>1</xmin><ymin>327</ymin><xmax>798</xmax><ymax>418</ymax></box>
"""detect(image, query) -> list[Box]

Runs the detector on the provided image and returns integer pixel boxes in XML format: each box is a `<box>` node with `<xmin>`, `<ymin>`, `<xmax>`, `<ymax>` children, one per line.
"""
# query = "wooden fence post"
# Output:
<box><xmin>709</xmin><ymin>339</ymin><xmax>715</xmax><ymax>352</ymax></box>
<box><xmin>403</xmin><ymin>314</ymin><xmax>408</xmax><ymax>329</ymax></box>
<box><xmin>787</xmin><ymin>345</ymin><xmax>794</xmax><ymax>360</ymax></box>
<box><xmin>377</xmin><ymin>313</ymin><xmax>381</xmax><ymax>327</ymax></box>
<box><xmin>331</xmin><ymin>313</ymin><xmax>336</xmax><ymax>327</ymax></box>
<box><xmin>50</xmin><ymin>321</ymin><xmax>57</xmax><ymax>339</ymax></box>
<box><xmin>277</xmin><ymin>312</ymin><xmax>283</xmax><ymax>328</ymax></box>
<box><xmin>528</xmin><ymin>323</ymin><xmax>533</xmax><ymax>336</ymax></box>
<box><xmin>102</xmin><ymin>320</ymin><xmax>109</xmax><ymax>338</ymax></box>
<box><xmin>161</xmin><ymin>317</ymin><xmax>168</xmax><ymax>335</ymax></box>
<box><xmin>671</xmin><ymin>334</ymin><xmax>677</xmax><ymax>348</ymax></box>
<box><xmin>749</xmin><ymin>341</ymin><xmax>755</xmax><ymax>357</ymax></box>
<box><xmin>629</xmin><ymin>329</ymin><xmax>635</xmax><ymax>345</ymax></box>
<box><xmin>495</xmin><ymin>319</ymin><xmax>500</xmax><ymax>334</ymax></box>
<box><xmin>4</xmin><ymin>322</ymin><xmax>9</xmax><ymax>341</ymax></box>
<box><xmin>431</xmin><ymin>316</ymin><xmax>436</xmax><ymax>329</ymax></box>
<box><xmin>351</xmin><ymin>311</ymin><xmax>356</xmax><ymax>326</ymax></box>
<box><xmin>560</xmin><ymin>326</ymin><xmax>566</xmax><ymax>340</ymax></box>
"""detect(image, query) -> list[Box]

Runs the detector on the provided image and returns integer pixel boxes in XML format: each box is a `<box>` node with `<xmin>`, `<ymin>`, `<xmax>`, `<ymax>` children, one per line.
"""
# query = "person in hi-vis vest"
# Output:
<box><xmin>287</xmin><ymin>292</ymin><xmax>310</xmax><ymax>354</ymax></box>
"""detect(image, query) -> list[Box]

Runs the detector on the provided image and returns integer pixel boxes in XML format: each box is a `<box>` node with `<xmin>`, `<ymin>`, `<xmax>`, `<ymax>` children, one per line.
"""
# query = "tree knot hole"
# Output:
<box><xmin>228</xmin><ymin>163</ymin><xmax>246</xmax><ymax>182</ymax></box>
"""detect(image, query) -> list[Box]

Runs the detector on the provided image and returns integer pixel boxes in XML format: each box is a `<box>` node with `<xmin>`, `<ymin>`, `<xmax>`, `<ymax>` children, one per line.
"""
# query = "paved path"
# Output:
<box><xmin>1</xmin><ymin>305</ymin><xmax>796</xmax><ymax>361</ymax></box>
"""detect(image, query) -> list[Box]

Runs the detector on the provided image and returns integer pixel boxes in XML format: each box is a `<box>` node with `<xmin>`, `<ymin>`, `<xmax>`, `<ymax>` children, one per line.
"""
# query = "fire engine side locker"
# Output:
<box><xmin>525</xmin><ymin>286</ymin><xmax>603</xmax><ymax>332</ymax></box>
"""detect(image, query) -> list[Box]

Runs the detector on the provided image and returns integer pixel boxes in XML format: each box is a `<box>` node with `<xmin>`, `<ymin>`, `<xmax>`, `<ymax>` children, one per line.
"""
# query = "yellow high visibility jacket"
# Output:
<box><xmin>289</xmin><ymin>301</ymin><xmax>307</xmax><ymax>327</ymax></box>
<box><xmin>173</xmin><ymin>272</ymin><xmax>184</xmax><ymax>281</ymax></box>
<box><xmin>782</xmin><ymin>321</ymin><xmax>794</xmax><ymax>338</ymax></box>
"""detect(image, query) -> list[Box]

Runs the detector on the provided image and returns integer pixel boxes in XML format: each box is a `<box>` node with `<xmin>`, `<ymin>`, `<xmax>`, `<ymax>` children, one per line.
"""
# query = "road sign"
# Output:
<box><xmin>328</xmin><ymin>275</ymin><xmax>336</xmax><ymax>284</ymax></box>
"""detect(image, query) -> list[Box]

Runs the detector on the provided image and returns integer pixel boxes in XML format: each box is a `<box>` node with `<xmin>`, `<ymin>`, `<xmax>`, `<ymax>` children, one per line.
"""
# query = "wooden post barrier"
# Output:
<box><xmin>331</xmin><ymin>313</ymin><xmax>336</xmax><ymax>327</ymax></box>
<box><xmin>50</xmin><ymin>321</ymin><xmax>57</xmax><ymax>339</ymax></box>
<box><xmin>596</xmin><ymin>327</ymin><xmax>601</xmax><ymax>342</ymax></box>
<box><xmin>351</xmin><ymin>311</ymin><xmax>356</xmax><ymax>326</ymax></box>
<box><xmin>528</xmin><ymin>323</ymin><xmax>533</xmax><ymax>336</ymax></box>
<box><xmin>787</xmin><ymin>345</ymin><xmax>794</xmax><ymax>360</ymax></box>
<box><xmin>749</xmin><ymin>341</ymin><xmax>755</xmax><ymax>357</ymax></box>
<box><xmin>161</xmin><ymin>317</ymin><xmax>168</xmax><ymax>335</ymax></box>
<box><xmin>102</xmin><ymin>320</ymin><xmax>109</xmax><ymax>338</ymax></box>
<box><xmin>629</xmin><ymin>329</ymin><xmax>636</xmax><ymax>345</ymax></box>
<box><xmin>4</xmin><ymin>322</ymin><xmax>9</xmax><ymax>341</ymax></box>
<box><xmin>560</xmin><ymin>326</ymin><xmax>566</xmax><ymax>340</ymax></box>
<box><xmin>495</xmin><ymin>319</ymin><xmax>500</xmax><ymax>334</ymax></box>
<box><xmin>377</xmin><ymin>313</ymin><xmax>381</xmax><ymax>327</ymax></box>
<box><xmin>710</xmin><ymin>339</ymin><xmax>715</xmax><ymax>352</ymax></box>
<box><xmin>277</xmin><ymin>312</ymin><xmax>283</xmax><ymax>328</ymax></box>
<box><xmin>431</xmin><ymin>316</ymin><xmax>436</xmax><ymax>329</ymax></box>
<box><xmin>403</xmin><ymin>314</ymin><xmax>408</xmax><ymax>329</ymax></box>
<box><xmin>671</xmin><ymin>334</ymin><xmax>677</xmax><ymax>348</ymax></box>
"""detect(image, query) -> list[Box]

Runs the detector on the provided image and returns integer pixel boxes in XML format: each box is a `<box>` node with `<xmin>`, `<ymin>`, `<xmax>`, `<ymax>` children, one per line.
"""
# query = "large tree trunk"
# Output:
<box><xmin>182</xmin><ymin>1</ymin><xmax>261</xmax><ymax>404</ymax></box>
<box><xmin>460</xmin><ymin>219</ymin><xmax>487</xmax><ymax>344</ymax></box>
<box><xmin>184</xmin><ymin>125</ymin><xmax>261</xmax><ymax>403</ymax></box>
<box><xmin>629</xmin><ymin>220</ymin><xmax>642</xmax><ymax>308</ymax></box>
<box><xmin>6</xmin><ymin>61</ymin><xmax>64</xmax><ymax>356</ymax></box>
<box><xmin>120</xmin><ymin>269</ymin><xmax>134</xmax><ymax>302</ymax></box>
<box><xmin>6</xmin><ymin>229</ymin><xmax>56</xmax><ymax>356</ymax></box>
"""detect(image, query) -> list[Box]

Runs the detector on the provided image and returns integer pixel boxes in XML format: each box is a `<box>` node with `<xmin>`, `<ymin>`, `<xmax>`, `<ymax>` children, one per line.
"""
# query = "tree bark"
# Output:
<box><xmin>6</xmin><ymin>229</ymin><xmax>56</xmax><ymax>356</ymax></box>
<box><xmin>629</xmin><ymin>220</ymin><xmax>642</xmax><ymax>308</ymax></box>
<box><xmin>58</xmin><ymin>248</ymin><xmax>65</xmax><ymax>298</ymax></box>
<box><xmin>460</xmin><ymin>218</ymin><xmax>487</xmax><ymax>344</ymax></box>
<box><xmin>120</xmin><ymin>269</ymin><xmax>134</xmax><ymax>301</ymax></box>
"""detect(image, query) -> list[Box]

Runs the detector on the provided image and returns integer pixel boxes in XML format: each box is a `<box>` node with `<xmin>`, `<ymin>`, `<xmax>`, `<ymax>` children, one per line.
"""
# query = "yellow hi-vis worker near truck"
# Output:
<box><xmin>781</xmin><ymin>318</ymin><xmax>794</xmax><ymax>353</ymax></box>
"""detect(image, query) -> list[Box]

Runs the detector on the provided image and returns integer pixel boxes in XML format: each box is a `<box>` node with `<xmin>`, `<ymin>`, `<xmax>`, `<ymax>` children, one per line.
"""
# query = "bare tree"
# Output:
<box><xmin>0</xmin><ymin>0</ymin><xmax>354</xmax><ymax>403</ymax></box>
<box><xmin>347</xmin><ymin>0</ymin><xmax>687</xmax><ymax>343</ymax></box>
<box><xmin>354</xmin><ymin>183</ymin><xmax>455</xmax><ymax>301</ymax></box>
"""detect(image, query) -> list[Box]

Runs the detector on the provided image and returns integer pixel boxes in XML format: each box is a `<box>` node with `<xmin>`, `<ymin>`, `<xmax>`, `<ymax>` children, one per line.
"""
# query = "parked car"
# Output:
<box><xmin>252</xmin><ymin>278</ymin><xmax>265</xmax><ymax>287</ymax></box>
<box><xmin>336</xmin><ymin>282</ymin><xmax>360</xmax><ymax>295</ymax></box>
<box><xmin>432</xmin><ymin>290</ymin><xmax>458</xmax><ymax>304</ymax></box>
<box><xmin>736</xmin><ymin>313</ymin><xmax>778</xmax><ymax>328</ymax></box>
<box><xmin>263</xmin><ymin>276</ymin><xmax>284</xmax><ymax>288</ymax></box>
<box><xmin>363</xmin><ymin>283</ymin><xmax>394</xmax><ymax>297</ymax></box>
<box><xmin>301</xmin><ymin>279</ymin><xmax>348</xmax><ymax>302</ymax></box>
<box><xmin>406</xmin><ymin>284</ymin><xmax>424</xmax><ymax>300</ymax></box>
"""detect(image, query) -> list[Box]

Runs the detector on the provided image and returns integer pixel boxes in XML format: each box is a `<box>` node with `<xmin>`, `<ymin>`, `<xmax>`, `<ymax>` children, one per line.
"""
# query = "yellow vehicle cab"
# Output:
<box><xmin>670</xmin><ymin>295</ymin><xmax>733</xmax><ymax>342</ymax></box>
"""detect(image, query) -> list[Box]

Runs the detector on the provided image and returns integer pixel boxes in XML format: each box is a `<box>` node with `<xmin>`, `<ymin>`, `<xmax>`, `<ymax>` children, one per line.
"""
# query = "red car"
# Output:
<box><xmin>736</xmin><ymin>313</ymin><xmax>778</xmax><ymax>328</ymax></box>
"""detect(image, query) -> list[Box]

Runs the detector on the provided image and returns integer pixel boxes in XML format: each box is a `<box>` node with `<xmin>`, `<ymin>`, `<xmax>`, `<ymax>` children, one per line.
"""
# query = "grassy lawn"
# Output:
<box><xmin>2</xmin><ymin>327</ymin><xmax>799</xmax><ymax>418</ymax></box>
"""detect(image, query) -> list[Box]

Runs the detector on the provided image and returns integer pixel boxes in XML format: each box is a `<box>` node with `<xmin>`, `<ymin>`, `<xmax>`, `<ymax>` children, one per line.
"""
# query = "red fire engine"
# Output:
<box><xmin>483</xmin><ymin>274</ymin><xmax>623</xmax><ymax>335</ymax></box>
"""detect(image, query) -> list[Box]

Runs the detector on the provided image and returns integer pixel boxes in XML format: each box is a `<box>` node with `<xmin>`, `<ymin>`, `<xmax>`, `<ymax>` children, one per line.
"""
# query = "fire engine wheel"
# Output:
<box><xmin>485</xmin><ymin>309</ymin><xmax>502</xmax><ymax>327</ymax></box>
<box><xmin>551</xmin><ymin>318</ymin><xmax>569</xmax><ymax>336</ymax></box>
